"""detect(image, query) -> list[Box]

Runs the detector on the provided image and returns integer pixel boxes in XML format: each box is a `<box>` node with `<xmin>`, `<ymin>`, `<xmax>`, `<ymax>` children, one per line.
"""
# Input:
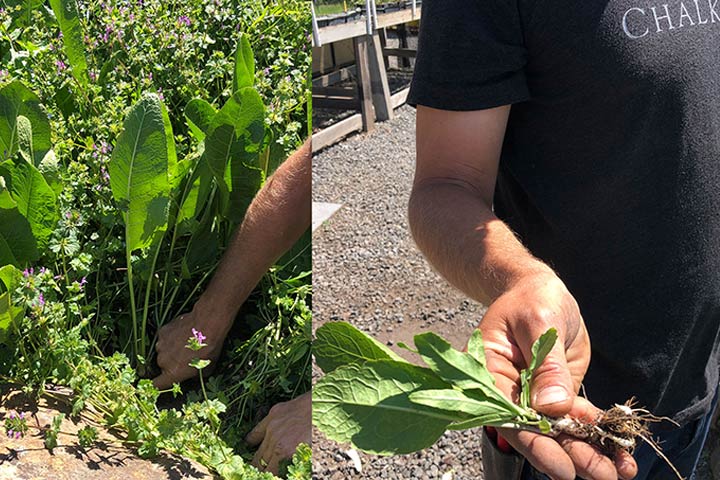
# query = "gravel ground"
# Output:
<box><xmin>311</xmin><ymin>105</ymin><xmax>718</xmax><ymax>480</ymax></box>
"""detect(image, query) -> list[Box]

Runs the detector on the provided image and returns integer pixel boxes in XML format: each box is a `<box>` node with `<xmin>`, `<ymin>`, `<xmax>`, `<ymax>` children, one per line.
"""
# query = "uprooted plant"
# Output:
<box><xmin>312</xmin><ymin>322</ymin><xmax>683</xmax><ymax>480</ymax></box>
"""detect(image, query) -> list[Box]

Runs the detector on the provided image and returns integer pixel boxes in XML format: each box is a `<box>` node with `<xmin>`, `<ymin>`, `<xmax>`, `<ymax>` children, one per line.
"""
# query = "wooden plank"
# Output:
<box><xmin>312</xmin><ymin>113</ymin><xmax>364</xmax><ymax>152</ymax></box>
<box><xmin>316</xmin><ymin>7</ymin><xmax>422</xmax><ymax>43</ymax></box>
<box><xmin>376</xmin><ymin>8</ymin><xmax>421</xmax><ymax>29</ymax></box>
<box><xmin>368</xmin><ymin>33</ymin><xmax>394</xmax><ymax>122</ymax></box>
<box><xmin>313</xmin><ymin>95</ymin><xmax>360</xmax><ymax>110</ymax></box>
<box><xmin>318</xmin><ymin>20</ymin><xmax>367</xmax><ymax>44</ymax></box>
<box><xmin>312</xmin><ymin>66</ymin><xmax>357</xmax><ymax>87</ymax></box>
<box><xmin>314</xmin><ymin>86</ymin><xmax>358</xmax><ymax>97</ymax></box>
<box><xmin>354</xmin><ymin>36</ymin><xmax>375</xmax><ymax>132</ymax></box>
<box><xmin>391</xmin><ymin>86</ymin><xmax>410</xmax><ymax>109</ymax></box>
<box><xmin>381</xmin><ymin>47</ymin><xmax>417</xmax><ymax>58</ymax></box>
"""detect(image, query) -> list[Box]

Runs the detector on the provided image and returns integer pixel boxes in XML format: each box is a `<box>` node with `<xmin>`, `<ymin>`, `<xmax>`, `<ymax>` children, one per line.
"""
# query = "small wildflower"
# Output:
<box><xmin>192</xmin><ymin>328</ymin><xmax>206</xmax><ymax>344</ymax></box>
<box><xmin>38</xmin><ymin>294</ymin><xmax>45</xmax><ymax>307</ymax></box>
<box><xmin>177</xmin><ymin>15</ymin><xmax>191</xmax><ymax>26</ymax></box>
<box><xmin>80</xmin><ymin>277</ymin><xmax>87</xmax><ymax>286</ymax></box>
<box><xmin>5</xmin><ymin>411</ymin><xmax>28</xmax><ymax>439</ymax></box>
<box><xmin>55</xmin><ymin>60</ymin><xmax>67</xmax><ymax>72</ymax></box>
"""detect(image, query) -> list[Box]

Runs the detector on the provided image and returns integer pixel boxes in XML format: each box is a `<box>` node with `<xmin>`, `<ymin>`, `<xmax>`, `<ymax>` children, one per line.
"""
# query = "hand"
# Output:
<box><xmin>152</xmin><ymin>308</ymin><xmax>231</xmax><ymax>390</ymax></box>
<box><xmin>246</xmin><ymin>392</ymin><xmax>311</xmax><ymax>475</ymax></box>
<box><xmin>479</xmin><ymin>270</ymin><xmax>638</xmax><ymax>480</ymax></box>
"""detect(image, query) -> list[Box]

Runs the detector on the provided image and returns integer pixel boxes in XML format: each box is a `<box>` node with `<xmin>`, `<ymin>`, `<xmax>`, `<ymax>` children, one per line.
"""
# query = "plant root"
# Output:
<box><xmin>548</xmin><ymin>398</ymin><xmax>685</xmax><ymax>480</ymax></box>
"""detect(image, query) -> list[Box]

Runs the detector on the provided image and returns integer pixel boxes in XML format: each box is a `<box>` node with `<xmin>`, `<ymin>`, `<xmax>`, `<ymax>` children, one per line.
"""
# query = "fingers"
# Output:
<box><xmin>251</xmin><ymin>437</ymin><xmax>270</xmax><ymax>469</ymax></box>
<box><xmin>246</xmin><ymin>413</ymin><xmax>270</xmax><ymax>446</ymax></box>
<box><xmin>500</xmin><ymin>428</ymin><xmax>577</xmax><ymax>480</ymax></box>
<box><xmin>152</xmin><ymin>371</ymin><xmax>175</xmax><ymax>390</ymax></box>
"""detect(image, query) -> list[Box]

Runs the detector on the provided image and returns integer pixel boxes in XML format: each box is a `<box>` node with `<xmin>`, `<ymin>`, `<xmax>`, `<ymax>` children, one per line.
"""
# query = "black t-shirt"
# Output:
<box><xmin>408</xmin><ymin>0</ymin><xmax>720</xmax><ymax>423</ymax></box>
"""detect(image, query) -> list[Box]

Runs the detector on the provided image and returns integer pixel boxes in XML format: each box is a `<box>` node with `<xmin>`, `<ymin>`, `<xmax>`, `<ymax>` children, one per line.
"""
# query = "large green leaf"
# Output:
<box><xmin>313</xmin><ymin>321</ymin><xmax>405</xmax><ymax>373</ymax></box>
<box><xmin>0</xmin><ymin>158</ymin><xmax>58</xmax><ymax>248</ymax></box>
<box><xmin>176</xmin><ymin>153</ymin><xmax>213</xmax><ymax>234</ymax></box>
<box><xmin>185</xmin><ymin>98</ymin><xmax>217</xmax><ymax>141</ymax></box>
<box><xmin>49</xmin><ymin>0</ymin><xmax>89</xmax><ymax>85</ymax></box>
<box><xmin>204</xmin><ymin>88</ymin><xmax>265</xmax><ymax>224</ymax></box>
<box><xmin>0</xmin><ymin>180</ymin><xmax>38</xmax><ymax>266</ymax></box>
<box><xmin>312</xmin><ymin>360</ymin><xmax>461</xmax><ymax>455</ymax></box>
<box><xmin>0</xmin><ymin>81</ymin><xmax>52</xmax><ymax>166</ymax></box>
<box><xmin>232</xmin><ymin>33</ymin><xmax>255</xmax><ymax>93</ymax></box>
<box><xmin>109</xmin><ymin>93</ymin><xmax>173</xmax><ymax>251</ymax></box>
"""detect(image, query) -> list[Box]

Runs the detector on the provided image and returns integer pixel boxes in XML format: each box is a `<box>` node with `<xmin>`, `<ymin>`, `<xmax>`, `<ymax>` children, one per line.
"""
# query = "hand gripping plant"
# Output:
<box><xmin>312</xmin><ymin>322</ymin><xmax>683</xmax><ymax>479</ymax></box>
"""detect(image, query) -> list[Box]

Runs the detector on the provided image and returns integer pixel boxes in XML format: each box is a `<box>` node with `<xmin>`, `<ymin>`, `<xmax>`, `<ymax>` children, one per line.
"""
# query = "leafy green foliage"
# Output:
<box><xmin>285</xmin><ymin>443</ymin><xmax>311</xmax><ymax>480</ymax></box>
<box><xmin>77</xmin><ymin>425</ymin><xmax>98</xmax><ymax>447</ymax></box>
<box><xmin>44</xmin><ymin>413</ymin><xmax>65</xmax><ymax>450</ymax></box>
<box><xmin>313</xmin><ymin>322</ymin><xmax>560</xmax><ymax>455</ymax></box>
<box><xmin>0</xmin><ymin>1</ymin><xmax>310</xmax><ymax>478</ymax></box>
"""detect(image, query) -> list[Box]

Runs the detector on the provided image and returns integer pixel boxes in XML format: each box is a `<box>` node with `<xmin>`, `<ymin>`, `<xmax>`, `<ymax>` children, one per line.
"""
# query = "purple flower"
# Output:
<box><xmin>6</xmin><ymin>430</ymin><xmax>12</xmax><ymax>438</ymax></box>
<box><xmin>192</xmin><ymin>328</ymin><xmax>206</xmax><ymax>344</ymax></box>
<box><xmin>37</xmin><ymin>294</ymin><xmax>45</xmax><ymax>307</ymax></box>
<box><xmin>9</xmin><ymin>412</ymin><xmax>15</xmax><ymax>420</ymax></box>
<box><xmin>178</xmin><ymin>15</ymin><xmax>191</xmax><ymax>26</ymax></box>
<box><xmin>14</xmin><ymin>431</ymin><xmax>20</xmax><ymax>439</ymax></box>
<box><xmin>80</xmin><ymin>277</ymin><xmax>87</xmax><ymax>286</ymax></box>
<box><xmin>55</xmin><ymin>60</ymin><xmax>67</xmax><ymax>72</ymax></box>
<box><xmin>89</xmin><ymin>71</ymin><xmax>97</xmax><ymax>82</ymax></box>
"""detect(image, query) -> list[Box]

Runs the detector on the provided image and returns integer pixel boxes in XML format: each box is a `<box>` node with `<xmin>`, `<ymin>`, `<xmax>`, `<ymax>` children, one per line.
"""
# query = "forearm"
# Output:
<box><xmin>408</xmin><ymin>180</ymin><xmax>553</xmax><ymax>306</ymax></box>
<box><xmin>196</xmin><ymin>140</ymin><xmax>311</xmax><ymax>327</ymax></box>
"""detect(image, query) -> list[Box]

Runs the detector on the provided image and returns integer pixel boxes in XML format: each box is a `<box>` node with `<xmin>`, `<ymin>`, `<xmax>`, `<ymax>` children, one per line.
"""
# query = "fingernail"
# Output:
<box><xmin>535</xmin><ymin>386</ymin><xmax>569</xmax><ymax>406</ymax></box>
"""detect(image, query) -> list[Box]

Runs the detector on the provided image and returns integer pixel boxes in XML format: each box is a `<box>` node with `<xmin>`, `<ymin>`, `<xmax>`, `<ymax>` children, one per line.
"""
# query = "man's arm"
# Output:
<box><xmin>153</xmin><ymin>139</ymin><xmax>311</xmax><ymax>389</ymax></box>
<box><xmin>409</xmin><ymin>106</ymin><xmax>636</xmax><ymax>480</ymax></box>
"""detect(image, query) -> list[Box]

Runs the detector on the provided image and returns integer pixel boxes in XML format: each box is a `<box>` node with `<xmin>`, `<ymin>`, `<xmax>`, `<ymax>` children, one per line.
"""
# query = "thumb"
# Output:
<box><xmin>529</xmin><ymin>341</ymin><xmax>575</xmax><ymax>417</ymax></box>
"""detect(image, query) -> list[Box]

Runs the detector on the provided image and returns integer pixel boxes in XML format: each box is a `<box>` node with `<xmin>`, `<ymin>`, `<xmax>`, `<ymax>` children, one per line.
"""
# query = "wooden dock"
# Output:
<box><xmin>312</xmin><ymin>1</ymin><xmax>420</xmax><ymax>151</ymax></box>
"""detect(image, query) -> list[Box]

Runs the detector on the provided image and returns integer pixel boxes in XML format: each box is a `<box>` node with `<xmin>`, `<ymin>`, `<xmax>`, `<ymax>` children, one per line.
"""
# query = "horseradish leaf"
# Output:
<box><xmin>313</xmin><ymin>321</ymin><xmax>405</xmax><ymax>373</ymax></box>
<box><xmin>312</xmin><ymin>360</ymin><xmax>461</xmax><ymax>455</ymax></box>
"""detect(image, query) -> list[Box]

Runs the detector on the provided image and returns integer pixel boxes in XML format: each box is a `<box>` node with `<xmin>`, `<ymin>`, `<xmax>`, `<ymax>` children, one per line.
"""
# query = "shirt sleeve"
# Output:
<box><xmin>407</xmin><ymin>0</ymin><xmax>530</xmax><ymax>111</ymax></box>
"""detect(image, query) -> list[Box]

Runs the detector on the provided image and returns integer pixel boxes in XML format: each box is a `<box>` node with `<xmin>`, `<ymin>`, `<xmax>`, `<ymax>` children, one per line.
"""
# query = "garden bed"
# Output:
<box><xmin>0</xmin><ymin>1</ymin><xmax>311</xmax><ymax>478</ymax></box>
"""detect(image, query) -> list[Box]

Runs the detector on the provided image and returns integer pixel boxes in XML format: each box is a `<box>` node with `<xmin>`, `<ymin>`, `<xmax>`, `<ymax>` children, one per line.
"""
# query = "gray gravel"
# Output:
<box><xmin>312</xmin><ymin>106</ymin><xmax>487</xmax><ymax>480</ymax></box>
<box><xmin>310</xmin><ymin>104</ymin><xmax>718</xmax><ymax>480</ymax></box>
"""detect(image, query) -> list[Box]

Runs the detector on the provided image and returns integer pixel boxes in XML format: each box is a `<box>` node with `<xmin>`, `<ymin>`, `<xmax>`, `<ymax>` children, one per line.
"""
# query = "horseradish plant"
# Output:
<box><xmin>312</xmin><ymin>322</ymin><xmax>683</xmax><ymax>479</ymax></box>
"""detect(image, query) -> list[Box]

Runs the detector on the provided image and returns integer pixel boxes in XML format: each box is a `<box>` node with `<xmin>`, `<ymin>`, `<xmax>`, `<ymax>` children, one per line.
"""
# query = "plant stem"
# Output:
<box><xmin>140</xmin><ymin>240</ymin><xmax>163</xmax><ymax>363</ymax></box>
<box><xmin>125</xmin><ymin>238</ymin><xmax>139</xmax><ymax>365</ymax></box>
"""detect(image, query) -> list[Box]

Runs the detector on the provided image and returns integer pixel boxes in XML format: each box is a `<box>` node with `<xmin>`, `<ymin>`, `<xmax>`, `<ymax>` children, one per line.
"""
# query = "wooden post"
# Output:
<box><xmin>397</xmin><ymin>23</ymin><xmax>410</xmax><ymax>68</ymax></box>
<box><xmin>354</xmin><ymin>35</ymin><xmax>375</xmax><ymax>132</ymax></box>
<box><xmin>367</xmin><ymin>32</ymin><xmax>394</xmax><ymax>122</ymax></box>
<box><xmin>378</xmin><ymin>27</ymin><xmax>390</xmax><ymax>70</ymax></box>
